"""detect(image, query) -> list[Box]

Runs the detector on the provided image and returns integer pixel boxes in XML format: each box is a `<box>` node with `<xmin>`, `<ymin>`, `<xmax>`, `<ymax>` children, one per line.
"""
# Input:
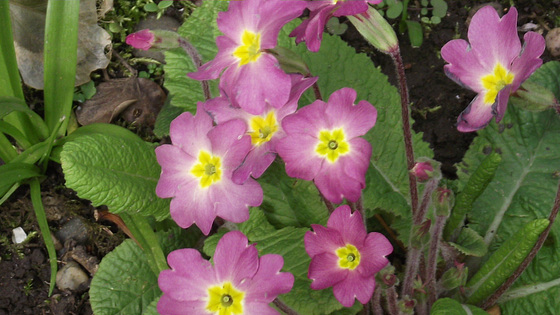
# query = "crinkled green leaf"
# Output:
<box><xmin>289</xmin><ymin>33</ymin><xmax>432</xmax><ymax>243</ymax></box>
<box><xmin>458</xmin><ymin>103</ymin><xmax>560</xmax><ymax>312</ymax></box>
<box><xmin>204</xmin><ymin>209</ymin><xmax>361</xmax><ymax>315</ymax></box>
<box><xmin>258</xmin><ymin>162</ymin><xmax>329</xmax><ymax>228</ymax></box>
<box><xmin>162</xmin><ymin>0</ymin><xmax>225</xmax><ymax>111</ymax></box>
<box><xmin>60</xmin><ymin>133</ymin><xmax>170</xmax><ymax>220</ymax></box>
<box><xmin>153</xmin><ymin>97</ymin><xmax>184</xmax><ymax>138</ymax></box>
<box><xmin>526</xmin><ymin>61</ymin><xmax>560</xmax><ymax>98</ymax></box>
<box><xmin>448</xmin><ymin>227</ymin><xmax>487</xmax><ymax>257</ymax></box>
<box><xmin>90</xmin><ymin>228</ymin><xmax>194</xmax><ymax>315</ymax></box>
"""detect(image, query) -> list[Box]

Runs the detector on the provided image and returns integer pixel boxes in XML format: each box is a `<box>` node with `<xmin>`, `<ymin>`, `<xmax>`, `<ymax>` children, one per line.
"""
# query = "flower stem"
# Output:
<box><xmin>273</xmin><ymin>298</ymin><xmax>301</xmax><ymax>315</ymax></box>
<box><xmin>480</xmin><ymin>178</ymin><xmax>560</xmax><ymax>309</ymax></box>
<box><xmin>178</xmin><ymin>37</ymin><xmax>211</xmax><ymax>100</ymax></box>
<box><xmin>389</xmin><ymin>48</ymin><xmax>418</xmax><ymax>216</ymax></box>
<box><xmin>401</xmin><ymin>245</ymin><xmax>421</xmax><ymax>298</ymax></box>
<box><xmin>426</xmin><ymin>215</ymin><xmax>446</xmax><ymax>307</ymax></box>
<box><xmin>414</xmin><ymin>177</ymin><xmax>440</xmax><ymax>225</ymax></box>
<box><xmin>386</xmin><ymin>286</ymin><xmax>399</xmax><ymax>315</ymax></box>
<box><xmin>312</xmin><ymin>81</ymin><xmax>323</xmax><ymax>101</ymax></box>
<box><xmin>372</xmin><ymin>285</ymin><xmax>384</xmax><ymax>315</ymax></box>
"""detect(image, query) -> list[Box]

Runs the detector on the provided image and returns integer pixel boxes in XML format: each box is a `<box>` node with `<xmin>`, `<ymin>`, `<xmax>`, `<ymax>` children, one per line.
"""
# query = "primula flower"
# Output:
<box><xmin>276</xmin><ymin>87</ymin><xmax>376</xmax><ymax>203</ymax></box>
<box><xmin>290</xmin><ymin>0</ymin><xmax>382</xmax><ymax>52</ymax></box>
<box><xmin>126</xmin><ymin>29</ymin><xmax>154</xmax><ymax>50</ymax></box>
<box><xmin>188</xmin><ymin>0</ymin><xmax>306</xmax><ymax>114</ymax></box>
<box><xmin>158</xmin><ymin>231</ymin><xmax>294</xmax><ymax>315</ymax></box>
<box><xmin>205</xmin><ymin>74</ymin><xmax>317</xmax><ymax>183</ymax></box>
<box><xmin>305</xmin><ymin>205</ymin><xmax>392</xmax><ymax>307</ymax></box>
<box><xmin>155</xmin><ymin>107</ymin><xmax>263</xmax><ymax>235</ymax></box>
<box><xmin>441</xmin><ymin>6</ymin><xmax>545</xmax><ymax>132</ymax></box>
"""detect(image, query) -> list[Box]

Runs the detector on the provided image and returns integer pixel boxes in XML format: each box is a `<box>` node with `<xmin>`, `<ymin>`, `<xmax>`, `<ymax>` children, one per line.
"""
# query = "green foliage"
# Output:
<box><xmin>60</xmin><ymin>133</ymin><xmax>170</xmax><ymax>220</ymax></box>
<box><xmin>448</xmin><ymin>227</ymin><xmax>487</xmax><ymax>257</ymax></box>
<box><xmin>444</xmin><ymin>152</ymin><xmax>502</xmax><ymax>239</ymax></box>
<box><xmin>430</xmin><ymin>298</ymin><xmax>487</xmax><ymax>315</ymax></box>
<box><xmin>466</xmin><ymin>219</ymin><xmax>549</xmax><ymax>305</ymax></box>
<box><xmin>90</xmin><ymin>228</ymin><xmax>195</xmax><ymax>315</ymax></box>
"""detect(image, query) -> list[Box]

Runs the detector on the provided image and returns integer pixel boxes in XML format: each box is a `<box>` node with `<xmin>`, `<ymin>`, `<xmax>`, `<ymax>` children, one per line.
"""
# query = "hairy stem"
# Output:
<box><xmin>401</xmin><ymin>245</ymin><xmax>422</xmax><ymax>298</ymax></box>
<box><xmin>372</xmin><ymin>285</ymin><xmax>384</xmax><ymax>315</ymax></box>
<box><xmin>386</xmin><ymin>286</ymin><xmax>399</xmax><ymax>315</ymax></box>
<box><xmin>389</xmin><ymin>48</ymin><xmax>418</xmax><ymax>216</ymax></box>
<box><xmin>178</xmin><ymin>37</ymin><xmax>211</xmax><ymax>100</ymax></box>
<box><xmin>480</xmin><ymin>178</ymin><xmax>560</xmax><ymax>309</ymax></box>
<box><xmin>273</xmin><ymin>298</ymin><xmax>301</xmax><ymax>315</ymax></box>
<box><xmin>414</xmin><ymin>178</ymin><xmax>440</xmax><ymax>225</ymax></box>
<box><xmin>426</xmin><ymin>215</ymin><xmax>446</xmax><ymax>307</ymax></box>
<box><xmin>312</xmin><ymin>81</ymin><xmax>323</xmax><ymax>100</ymax></box>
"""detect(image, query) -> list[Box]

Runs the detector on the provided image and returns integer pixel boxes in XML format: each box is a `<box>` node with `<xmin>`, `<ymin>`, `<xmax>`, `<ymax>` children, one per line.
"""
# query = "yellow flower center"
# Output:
<box><xmin>190</xmin><ymin>150</ymin><xmax>222</xmax><ymax>188</ymax></box>
<box><xmin>249</xmin><ymin>112</ymin><xmax>278</xmax><ymax>146</ymax></box>
<box><xmin>315</xmin><ymin>128</ymin><xmax>350</xmax><ymax>163</ymax></box>
<box><xmin>336</xmin><ymin>244</ymin><xmax>361</xmax><ymax>270</ymax></box>
<box><xmin>206</xmin><ymin>282</ymin><xmax>245</xmax><ymax>315</ymax></box>
<box><xmin>480</xmin><ymin>63</ymin><xmax>515</xmax><ymax>104</ymax></box>
<box><xmin>233</xmin><ymin>30</ymin><xmax>262</xmax><ymax>66</ymax></box>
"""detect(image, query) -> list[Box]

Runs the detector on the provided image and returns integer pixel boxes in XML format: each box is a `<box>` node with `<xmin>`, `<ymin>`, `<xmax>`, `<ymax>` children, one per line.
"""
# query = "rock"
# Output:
<box><xmin>55</xmin><ymin>218</ymin><xmax>89</xmax><ymax>245</ymax></box>
<box><xmin>56</xmin><ymin>261</ymin><xmax>90</xmax><ymax>292</ymax></box>
<box><xmin>11</xmin><ymin>227</ymin><xmax>27</xmax><ymax>244</ymax></box>
<box><xmin>546</xmin><ymin>28</ymin><xmax>560</xmax><ymax>57</ymax></box>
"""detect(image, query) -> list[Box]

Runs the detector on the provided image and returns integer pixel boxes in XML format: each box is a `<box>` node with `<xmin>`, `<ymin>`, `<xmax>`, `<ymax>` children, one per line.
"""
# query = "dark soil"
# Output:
<box><xmin>0</xmin><ymin>1</ymin><xmax>558</xmax><ymax>314</ymax></box>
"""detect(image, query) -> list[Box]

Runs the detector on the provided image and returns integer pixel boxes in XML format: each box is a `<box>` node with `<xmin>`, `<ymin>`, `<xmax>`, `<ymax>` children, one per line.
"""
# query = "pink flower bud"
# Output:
<box><xmin>411</xmin><ymin>161</ymin><xmax>434</xmax><ymax>182</ymax></box>
<box><xmin>126</xmin><ymin>29</ymin><xmax>154</xmax><ymax>51</ymax></box>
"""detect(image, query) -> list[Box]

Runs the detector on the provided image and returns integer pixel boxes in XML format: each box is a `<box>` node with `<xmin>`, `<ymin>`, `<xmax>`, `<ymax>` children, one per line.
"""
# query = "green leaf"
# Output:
<box><xmin>0</xmin><ymin>1</ymin><xmax>23</xmax><ymax>99</ymax></box>
<box><xmin>153</xmin><ymin>99</ymin><xmax>185</xmax><ymax>138</ymax></box>
<box><xmin>204</xmin><ymin>209</ymin><xmax>362</xmax><ymax>315</ymax></box>
<box><xmin>163</xmin><ymin>0</ymin><xmax>226</xmax><ymax>111</ymax></box>
<box><xmin>386</xmin><ymin>0</ymin><xmax>403</xmax><ymax>19</ymax></box>
<box><xmin>0</xmin><ymin>96</ymin><xmax>49</xmax><ymax>139</ymax></box>
<box><xmin>430</xmin><ymin>298</ymin><xmax>486</xmax><ymax>315</ymax></box>
<box><xmin>431</xmin><ymin>0</ymin><xmax>448</xmax><ymax>18</ymax></box>
<box><xmin>60</xmin><ymin>133</ymin><xmax>170</xmax><ymax>220</ymax></box>
<box><xmin>43</xmin><ymin>0</ymin><xmax>79</xmax><ymax>136</ymax></box>
<box><xmin>406</xmin><ymin>20</ymin><xmax>423</xmax><ymax>47</ymax></box>
<box><xmin>144</xmin><ymin>2</ymin><xmax>158</xmax><ymax>12</ymax></box>
<box><xmin>448</xmin><ymin>228</ymin><xmax>487</xmax><ymax>257</ymax></box>
<box><xmin>90</xmin><ymin>228</ymin><xmax>193</xmax><ymax>315</ymax></box>
<box><xmin>258</xmin><ymin>162</ymin><xmax>330</xmax><ymax>228</ymax></box>
<box><xmin>289</xmin><ymin>33</ymin><xmax>432</xmax><ymax>243</ymax></box>
<box><xmin>0</xmin><ymin>163</ymin><xmax>42</xmax><ymax>196</ymax></box>
<box><xmin>466</xmin><ymin>219</ymin><xmax>549</xmax><ymax>305</ymax></box>
<box><xmin>158</xmin><ymin>0</ymin><xmax>173</xmax><ymax>9</ymax></box>
<box><xmin>529</xmin><ymin>61</ymin><xmax>560</xmax><ymax>98</ymax></box>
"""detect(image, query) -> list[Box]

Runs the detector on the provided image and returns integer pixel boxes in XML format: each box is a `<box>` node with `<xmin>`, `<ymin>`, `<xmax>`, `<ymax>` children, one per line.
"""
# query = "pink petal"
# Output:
<box><xmin>276</xmin><ymin>134</ymin><xmax>323</xmax><ymax>181</ymax></box>
<box><xmin>244</xmin><ymin>254</ymin><xmax>294</xmax><ymax>303</ymax></box>
<box><xmin>203</xmin><ymin>96</ymin><xmax>249</xmax><ymax>124</ymax></box>
<box><xmin>281</xmin><ymin>100</ymin><xmax>327</xmax><ymax>135</ymax></box>
<box><xmin>308</xmin><ymin>252</ymin><xmax>348</xmax><ymax>290</ymax></box>
<box><xmin>510</xmin><ymin>32</ymin><xmax>546</xmax><ymax>86</ymax></box>
<box><xmin>169</xmin><ymin>187</ymin><xmax>215</xmax><ymax>234</ymax></box>
<box><xmin>327</xmin><ymin>205</ymin><xmax>367</xmax><ymax>247</ymax></box>
<box><xmin>441</xmin><ymin>39</ymin><xmax>487</xmax><ymax>91</ymax></box>
<box><xmin>211</xmin><ymin>178</ymin><xmax>263</xmax><ymax>223</ymax></box>
<box><xmin>169</xmin><ymin>111</ymin><xmax>212</xmax><ymax>155</ymax></box>
<box><xmin>157</xmin><ymin>294</ymin><xmax>209</xmax><ymax>315</ymax></box>
<box><xmin>243</xmin><ymin>302</ymin><xmax>281</xmax><ymax>315</ymax></box>
<box><xmin>159</xmin><ymin>249</ymin><xmax>216</xmax><ymax>302</ymax></box>
<box><xmin>232</xmin><ymin>145</ymin><xmax>277</xmax><ymax>183</ymax></box>
<box><xmin>304</xmin><ymin>225</ymin><xmax>345</xmax><ymax>258</ymax></box>
<box><xmin>341</xmin><ymin>138</ymin><xmax>372</xmax><ymax>184</ymax></box>
<box><xmin>293</xmin><ymin>4</ymin><xmax>333</xmax><ymax>52</ymax></box>
<box><xmin>314</xmin><ymin>162</ymin><xmax>365</xmax><ymax>203</ymax></box>
<box><xmin>155</xmin><ymin>145</ymin><xmax>197</xmax><ymax>198</ymax></box>
<box><xmin>188</xmin><ymin>36</ymin><xmax>238</xmax><ymax>81</ymax></box>
<box><xmin>334</xmin><ymin>2</ymin><xmax>370</xmax><ymax>17</ymax></box>
<box><xmin>468</xmin><ymin>6</ymin><xmax>521</xmax><ymax>68</ymax></box>
<box><xmin>220</xmin><ymin>54</ymin><xmax>291</xmax><ymax>114</ymax></box>
<box><xmin>214</xmin><ymin>231</ymin><xmax>260</xmax><ymax>284</ymax></box>
<box><xmin>126</xmin><ymin>29</ymin><xmax>154</xmax><ymax>51</ymax></box>
<box><xmin>357</xmin><ymin>232</ymin><xmax>392</xmax><ymax>278</ymax></box>
<box><xmin>456</xmin><ymin>95</ymin><xmax>496</xmax><ymax>132</ymax></box>
<box><xmin>332</xmin><ymin>272</ymin><xmax>375</xmax><ymax>307</ymax></box>
<box><xmin>207</xmin><ymin>119</ymin><xmax>250</xmax><ymax>168</ymax></box>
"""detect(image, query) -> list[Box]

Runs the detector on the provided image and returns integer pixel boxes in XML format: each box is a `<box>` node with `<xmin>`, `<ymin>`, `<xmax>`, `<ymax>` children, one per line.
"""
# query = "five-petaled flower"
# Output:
<box><xmin>441</xmin><ymin>6</ymin><xmax>545</xmax><ymax>132</ymax></box>
<box><xmin>305</xmin><ymin>205</ymin><xmax>393</xmax><ymax>307</ymax></box>
<box><xmin>290</xmin><ymin>0</ymin><xmax>382</xmax><ymax>52</ymax></box>
<box><xmin>188</xmin><ymin>0</ymin><xmax>306</xmax><ymax>114</ymax></box>
<box><xmin>204</xmin><ymin>74</ymin><xmax>317</xmax><ymax>184</ymax></box>
<box><xmin>158</xmin><ymin>231</ymin><xmax>294</xmax><ymax>315</ymax></box>
<box><xmin>276</xmin><ymin>87</ymin><xmax>377</xmax><ymax>203</ymax></box>
<box><xmin>155</xmin><ymin>106</ymin><xmax>263</xmax><ymax>235</ymax></box>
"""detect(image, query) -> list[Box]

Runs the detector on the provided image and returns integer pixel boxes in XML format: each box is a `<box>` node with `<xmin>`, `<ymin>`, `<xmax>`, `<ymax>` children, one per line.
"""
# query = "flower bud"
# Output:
<box><xmin>511</xmin><ymin>81</ymin><xmax>558</xmax><ymax>112</ymax></box>
<box><xmin>126</xmin><ymin>29</ymin><xmax>180</xmax><ymax>51</ymax></box>
<box><xmin>434</xmin><ymin>187</ymin><xmax>454</xmax><ymax>217</ymax></box>
<box><xmin>378</xmin><ymin>265</ymin><xmax>399</xmax><ymax>287</ymax></box>
<box><xmin>440</xmin><ymin>262</ymin><xmax>468</xmax><ymax>290</ymax></box>
<box><xmin>347</xmin><ymin>6</ymin><xmax>398</xmax><ymax>54</ymax></box>
<box><xmin>266</xmin><ymin>46</ymin><xmax>311</xmax><ymax>76</ymax></box>
<box><xmin>398</xmin><ymin>296</ymin><xmax>416</xmax><ymax>314</ymax></box>
<box><xmin>411</xmin><ymin>219</ymin><xmax>431</xmax><ymax>249</ymax></box>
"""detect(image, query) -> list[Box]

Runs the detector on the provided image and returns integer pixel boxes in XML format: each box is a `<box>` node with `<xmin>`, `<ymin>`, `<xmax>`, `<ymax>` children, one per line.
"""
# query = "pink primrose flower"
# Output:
<box><xmin>158</xmin><ymin>231</ymin><xmax>294</xmax><ymax>315</ymax></box>
<box><xmin>305</xmin><ymin>205</ymin><xmax>392</xmax><ymax>307</ymax></box>
<box><xmin>188</xmin><ymin>0</ymin><xmax>307</xmax><ymax>115</ymax></box>
<box><xmin>441</xmin><ymin>6</ymin><xmax>545</xmax><ymax>132</ymax></box>
<box><xmin>126</xmin><ymin>29</ymin><xmax>155</xmax><ymax>51</ymax></box>
<box><xmin>155</xmin><ymin>107</ymin><xmax>263</xmax><ymax>235</ymax></box>
<box><xmin>290</xmin><ymin>0</ymin><xmax>382</xmax><ymax>52</ymax></box>
<box><xmin>276</xmin><ymin>87</ymin><xmax>377</xmax><ymax>203</ymax></box>
<box><xmin>204</xmin><ymin>74</ymin><xmax>318</xmax><ymax>184</ymax></box>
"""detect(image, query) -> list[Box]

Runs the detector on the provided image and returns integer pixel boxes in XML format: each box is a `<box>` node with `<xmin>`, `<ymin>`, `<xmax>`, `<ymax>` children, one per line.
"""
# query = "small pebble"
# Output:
<box><xmin>55</xmin><ymin>217</ymin><xmax>89</xmax><ymax>245</ymax></box>
<box><xmin>546</xmin><ymin>28</ymin><xmax>560</xmax><ymax>57</ymax></box>
<box><xmin>12</xmin><ymin>227</ymin><xmax>27</xmax><ymax>244</ymax></box>
<box><xmin>56</xmin><ymin>261</ymin><xmax>90</xmax><ymax>292</ymax></box>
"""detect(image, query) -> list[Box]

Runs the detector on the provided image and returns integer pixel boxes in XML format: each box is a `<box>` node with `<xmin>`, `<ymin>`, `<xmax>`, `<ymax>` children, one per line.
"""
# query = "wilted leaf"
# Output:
<box><xmin>75</xmin><ymin>78</ymin><xmax>166</xmax><ymax>127</ymax></box>
<box><xmin>10</xmin><ymin>0</ymin><xmax>111</xmax><ymax>89</ymax></box>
